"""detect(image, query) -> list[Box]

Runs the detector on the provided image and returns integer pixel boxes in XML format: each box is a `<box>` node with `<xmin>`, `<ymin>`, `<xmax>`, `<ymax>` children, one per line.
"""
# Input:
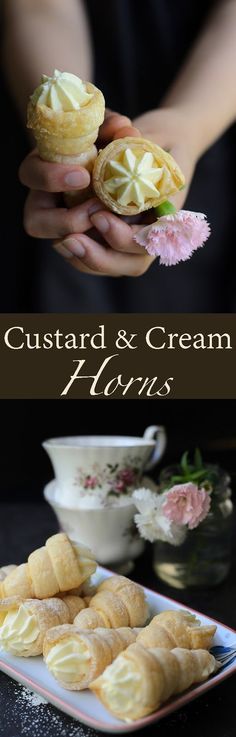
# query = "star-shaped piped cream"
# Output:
<box><xmin>104</xmin><ymin>148</ymin><xmax>165</xmax><ymax>207</ymax></box>
<box><xmin>33</xmin><ymin>70</ymin><xmax>93</xmax><ymax>111</ymax></box>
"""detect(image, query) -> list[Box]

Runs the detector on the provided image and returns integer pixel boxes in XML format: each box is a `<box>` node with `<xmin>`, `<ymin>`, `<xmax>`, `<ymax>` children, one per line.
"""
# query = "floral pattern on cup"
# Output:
<box><xmin>73</xmin><ymin>458</ymin><xmax>141</xmax><ymax>496</ymax></box>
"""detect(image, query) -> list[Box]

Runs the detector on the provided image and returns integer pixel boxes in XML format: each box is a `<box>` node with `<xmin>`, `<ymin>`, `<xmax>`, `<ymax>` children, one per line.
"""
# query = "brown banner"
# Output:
<box><xmin>0</xmin><ymin>314</ymin><xmax>235</xmax><ymax>398</ymax></box>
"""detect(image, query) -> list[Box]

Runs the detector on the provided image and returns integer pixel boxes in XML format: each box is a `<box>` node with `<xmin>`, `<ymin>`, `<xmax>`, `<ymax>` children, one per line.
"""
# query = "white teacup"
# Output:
<box><xmin>42</xmin><ymin>426</ymin><xmax>166</xmax><ymax>507</ymax></box>
<box><xmin>44</xmin><ymin>480</ymin><xmax>145</xmax><ymax>566</ymax></box>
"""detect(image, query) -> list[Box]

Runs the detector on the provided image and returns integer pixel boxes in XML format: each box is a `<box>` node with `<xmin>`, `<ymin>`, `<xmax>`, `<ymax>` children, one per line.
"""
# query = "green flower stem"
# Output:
<box><xmin>155</xmin><ymin>200</ymin><xmax>177</xmax><ymax>218</ymax></box>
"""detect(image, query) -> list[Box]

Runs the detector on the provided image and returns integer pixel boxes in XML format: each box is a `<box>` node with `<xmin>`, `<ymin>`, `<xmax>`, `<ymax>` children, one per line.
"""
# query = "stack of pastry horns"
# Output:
<box><xmin>0</xmin><ymin>532</ymin><xmax>218</xmax><ymax>722</ymax></box>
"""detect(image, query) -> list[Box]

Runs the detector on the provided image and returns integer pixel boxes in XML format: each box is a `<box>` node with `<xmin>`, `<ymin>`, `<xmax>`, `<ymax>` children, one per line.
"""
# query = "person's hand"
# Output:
<box><xmin>19</xmin><ymin>111</ymin><xmax>155</xmax><ymax>277</ymax></box>
<box><xmin>133</xmin><ymin>107</ymin><xmax>198</xmax><ymax>210</ymax></box>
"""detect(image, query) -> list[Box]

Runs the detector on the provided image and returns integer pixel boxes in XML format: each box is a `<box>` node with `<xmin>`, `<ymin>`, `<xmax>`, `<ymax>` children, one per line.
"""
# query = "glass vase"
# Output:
<box><xmin>153</xmin><ymin>465</ymin><xmax>234</xmax><ymax>589</ymax></box>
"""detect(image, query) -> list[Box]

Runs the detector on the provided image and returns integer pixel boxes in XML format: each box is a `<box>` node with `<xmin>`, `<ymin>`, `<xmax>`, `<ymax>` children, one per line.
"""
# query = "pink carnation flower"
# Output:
<box><xmin>134</xmin><ymin>211</ymin><xmax>211</xmax><ymax>266</ymax></box>
<box><xmin>162</xmin><ymin>482</ymin><xmax>211</xmax><ymax>530</ymax></box>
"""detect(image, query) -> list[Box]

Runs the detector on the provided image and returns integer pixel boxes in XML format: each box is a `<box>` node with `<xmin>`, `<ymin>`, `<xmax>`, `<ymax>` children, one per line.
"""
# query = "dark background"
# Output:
<box><xmin>0</xmin><ymin>399</ymin><xmax>235</xmax><ymax>502</ymax></box>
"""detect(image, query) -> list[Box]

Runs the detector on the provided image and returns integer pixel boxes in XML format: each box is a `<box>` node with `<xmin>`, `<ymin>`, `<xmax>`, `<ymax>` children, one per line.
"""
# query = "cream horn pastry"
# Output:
<box><xmin>27</xmin><ymin>69</ymin><xmax>105</xmax><ymax>206</ymax></box>
<box><xmin>137</xmin><ymin>610</ymin><xmax>216</xmax><ymax>650</ymax></box>
<box><xmin>93</xmin><ymin>136</ymin><xmax>185</xmax><ymax>215</ymax></box>
<box><xmin>74</xmin><ymin>575</ymin><xmax>149</xmax><ymax>629</ymax></box>
<box><xmin>0</xmin><ymin>533</ymin><xmax>96</xmax><ymax>600</ymax></box>
<box><xmin>0</xmin><ymin>565</ymin><xmax>17</xmax><ymax>582</ymax></box>
<box><xmin>90</xmin><ymin>643</ymin><xmax>218</xmax><ymax>722</ymax></box>
<box><xmin>43</xmin><ymin>624</ymin><xmax>138</xmax><ymax>690</ymax></box>
<box><xmin>0</xmin><ymin>594</ymin><xmax>86</xmax><ymax>657</ymax></box>
<box><xmin>68</xmin><ymin>578</ymin><xmax>98</xmax><ymax>605</ymax></box>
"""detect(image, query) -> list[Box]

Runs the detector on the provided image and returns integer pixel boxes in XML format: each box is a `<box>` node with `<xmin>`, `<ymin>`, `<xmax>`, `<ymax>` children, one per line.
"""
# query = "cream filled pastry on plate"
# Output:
<box><xmin>43</xmin><ymin>624</ymin><xmax>138</xmax><ymax>690</ymax></box>
<box><xmin>74</xmin><ymin>575</ymin><xmax>149</xmax><ymax>629</ymax></box>
<box><xmin>137</xmin><ymin>610</ymin><xmax>216</xmax><ymax>650</ymax></box>
<box><xmin>93</xmin><ymin>137</ymin><xmax>185</xmax><ymax>215</ymax></box>
<box><xmin>27</xmin><ymin>69</ymin><xmax>105</xmax><ymax>205</ymax></box>
<box><xmin>0</xmin><ymin>533</ymin><xmax>96</xmax><ymax>600</ymax></box>
<box><xmin>90</xmin><ymin>643</ymin><xmax>218</xmax><ymax>722</ymax></box>
<box><xmin>0</xmin><ymin>565</ymin><xmax>17</xmax><ymax>582</ymax></box>
<box><xmin>0</xmin><ymin>594</ymin><xmax>86</xmax><ymax>657</ymax></box>
<box><xmin>68</xmin><ymin>578</ymin><xmax>98</xmax><ymax>604</ymax></box>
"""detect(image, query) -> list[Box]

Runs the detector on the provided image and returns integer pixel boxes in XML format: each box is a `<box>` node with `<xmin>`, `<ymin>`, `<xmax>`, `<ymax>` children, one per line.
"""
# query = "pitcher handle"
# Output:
<box><xmin>143</xmin><ymin>425</ymin><xmax>167</xmax><ymax>471</ymax></box>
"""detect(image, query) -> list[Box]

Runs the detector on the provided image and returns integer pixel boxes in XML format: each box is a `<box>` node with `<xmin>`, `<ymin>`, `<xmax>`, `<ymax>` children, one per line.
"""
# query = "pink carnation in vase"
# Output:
<box><xmin>162</xmin><ymin>482</ymin><xmax>211</xmax><ymax>529</ymax></box>
<box><xmin>134</xmin><ymin>211</ymin><xmax>211</xmax><ymax>266</ymax></box>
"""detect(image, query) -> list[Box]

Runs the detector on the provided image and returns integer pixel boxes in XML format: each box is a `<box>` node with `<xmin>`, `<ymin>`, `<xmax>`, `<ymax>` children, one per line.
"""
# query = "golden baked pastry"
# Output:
<box><xmin>43</xmin><ymin>624</ymin><xmax>138</xmax><ymax>690</ymax></box>
<box><xmin>68</xmin><ymin>578</ymin><xmax>97</xmax><ymax>604</ymax></box>
<box><xmin>74</xmin><ymin>575</ymin><xmax>149</xmax><ymax>629</ymax></box>
<box><xmin>0</xmin><ymin>565</ymin><xmax>17</xmax><ymax>582</ymax></box>
<box><xmin>0</xmin><ymin>594</ymin><xmax>86</xmax><ymax>656</ymax></box>
<box><xmin>27</xmin><ymin>69</ymin><xmax>105</xmax><ymax>206</ymax></box>
<box><xmin>137</xmin><ymin>610</ymin><xmax>216</xmax><ymax>650</ymax></box>
<box><xmin>0</xmin><ymin>533</ymin><xmax>96</xmax><ymax>599</ymax></box>
<box><xmin>93</xmin><ymin>136</ymin><xmax>185</xmax><ymax>215</ymax></box>
<box><xmin>90</xmin><ymin>643</ymin><xmax>218</xmax><ymax>721</ymax></box>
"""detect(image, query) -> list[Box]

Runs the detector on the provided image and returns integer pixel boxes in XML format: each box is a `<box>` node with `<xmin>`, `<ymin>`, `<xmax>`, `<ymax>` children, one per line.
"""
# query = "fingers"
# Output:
<box><xmin>23</xmin><ymin>191</ymin><xmax>103</xmax><ymax>239</ymax></box>
<box><xmin>23</xmin><ymin>185</ymin><xmax>151</xmax><ymax>249</ymax></box>
<box><xmin>19</xmin><ymin>149</ymin><xmax>90</xmax><ymax>192</ymax></box>
<box><xmin>54</xmin><ymin>232</ymin><xmax>155</xmax><ymax>277</ymax></box>
<box><xmin>99</xmin><ymin>111</ymin><xmax>140</xmax><ymax>144</ymax></box>
<box><xmin>90</xmin><ymin>211</ymin><xmax>145</xmax><ymax>254</ymax></box>
<box><xmin>113</xmin><ymin>125</ymin><xmax>141</xmax><ymax>140</ymax></box>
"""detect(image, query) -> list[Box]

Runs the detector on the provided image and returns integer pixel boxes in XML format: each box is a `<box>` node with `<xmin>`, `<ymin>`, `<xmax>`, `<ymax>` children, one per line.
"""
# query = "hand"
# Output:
<box><xmin>133</xmin><ymin>107</ymin><xmax>199</xmax><ymax>210</ymax></box>
<box><xmin>19</xmin><ymin>111</ymin><xmax>155</xmax><ymax>277</ymax></box>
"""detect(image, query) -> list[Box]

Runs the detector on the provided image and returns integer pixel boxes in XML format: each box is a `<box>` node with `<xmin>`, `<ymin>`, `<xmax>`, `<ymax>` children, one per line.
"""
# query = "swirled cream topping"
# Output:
<box><xmin>45</xmin><ymin>639</ymin><xmax>91</xmax><ymax>683</ymax></box>
<box><xmin>31</xmin><ymin>70</ymin><xmax>93</xmax><ymax>111</ymax></box>
<box><xmin>104</xmin><ymin>149</ymin><xmax>167</xmax><ymax>207</ymax></box>
<box><xmin>73</xmin><ymin>542</ymin><xmax>97</xmax><ymax>580</ymax></box>
<box><xmin>0</xmin><ymin>605</ymin><xmax>39</xmax><ymax>654</ymax></box>
<box><xmin>97</xmin><ymin>656</ymin><xmax>142</xmax><ymax>716</ymax></box>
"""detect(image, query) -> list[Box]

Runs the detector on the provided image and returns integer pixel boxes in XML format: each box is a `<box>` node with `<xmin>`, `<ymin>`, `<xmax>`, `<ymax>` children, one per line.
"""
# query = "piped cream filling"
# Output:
<box><xmin>0</xmin><ymin>605</ymin><xmax>39</xmax><ymax>654</ymax></box>
<box><xmin>73</xmin><ymin>542</ymin><xmax>97</xmax><ymax>580</ymax></box>
<box><xmin>45</xmin><ymin>639</ymin><xmax>91</xmax><ymax>683</ymax></box>
<box><xmin>104</xmin><ymin>148</ymin><xmax>171</xmax><ymax>207</ymax></box>
<box><xmin>98</xmin><ymin>656</ymin><xmax>142</xmax><ymax>715</ymax></box>
<box><xmin>31</xmin><ymin>70</ymin><xmax>93</xmax><ymax>111</ymax></box>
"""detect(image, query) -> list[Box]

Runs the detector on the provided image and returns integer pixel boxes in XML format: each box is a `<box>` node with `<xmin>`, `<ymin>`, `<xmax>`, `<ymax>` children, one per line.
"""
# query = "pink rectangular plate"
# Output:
<box><xmin>0</xmin><ymin>566</ymin><xmax>236</xmax><ymax>733</ymax></box>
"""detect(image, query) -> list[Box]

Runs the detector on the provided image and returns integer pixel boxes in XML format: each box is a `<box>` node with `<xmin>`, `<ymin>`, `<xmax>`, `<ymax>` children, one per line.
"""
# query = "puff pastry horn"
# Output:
<box><xmin>93</xmin><ymin>136</ymin><xmax>185</xmax><ymax>215</ymax></box>
<box><xmin>74</xmin><ymin>575</ymin><xmax>149</xmax><ymax>629</ymax></box>
<box><xmin>0</xmin><ymin>594</ymin><xmax>86</xmax><ymax>657</ymax></box>
<box><xmin>68</xmin><ymin>578</ymin><xmax>97</xmax><ymax>605</ymax></box>
<box><xmin>0</xmin><ymin>533</ymin><xmax>96</xmax><ymax>600</ymax></box>
<box><xmin>137</xmin><ymin>610</ymin><xmax>216</xmax><ymax>650</ymax></box>
<box><xmin>27</xmin><ymin>70</ymin><xmax>105</xmax><ymax>206</ymax></box>
<box><xmin>43</xmin><ymin>624</ymin><xmax>138</xmax><ymax>690</ymax></box>
<box><xmin>0</xmin><ymin>565</ymin><xmax>17</xmax><ymax>582</ymax></box>
<box><xmin>90</xmin><ymin>643</ymin><xmax>218</xmax><ymax>721</ymax></box>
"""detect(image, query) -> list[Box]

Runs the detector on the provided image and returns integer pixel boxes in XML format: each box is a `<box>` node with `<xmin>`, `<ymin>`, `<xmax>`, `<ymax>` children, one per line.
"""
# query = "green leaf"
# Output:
<box><xmin>194</xmin><ymin>448</ymin><xmax>203</xmax><ymax>470</ymax></box>
<box><xmin>187</xmin><ymin>469</ymin><xmax>207</xmax><ymax>481</ymax></box>
<box><xmin>180</xmin><ymin>451</ymin><xmax>189</xmax><ymax>476</ymax></box>
<box><xmin>169</xmin><ymin>475</ymin><xmax>187</xmax><ymax>483</ymax></box>
<box><xmin>155</xmin><ymin>200</ymin><xmax>177</xmax><ymax>218</ymax></box>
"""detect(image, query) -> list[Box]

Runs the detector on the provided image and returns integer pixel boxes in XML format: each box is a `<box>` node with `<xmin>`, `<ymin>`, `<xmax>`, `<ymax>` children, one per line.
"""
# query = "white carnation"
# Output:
<box><xmin>132</xmin><ymin>487</ymin><xmax>186</xmax><ymax>546</ymax></box>
<box><xmin>132</xmin><ymin>488</ymin><xmax>157</xmax><ymax>514</ymax></box>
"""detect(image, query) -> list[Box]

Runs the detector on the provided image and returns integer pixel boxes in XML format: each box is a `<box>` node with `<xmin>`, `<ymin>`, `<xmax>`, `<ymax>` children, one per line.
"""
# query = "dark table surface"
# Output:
<box><xmin>0</xmin><ymin>503</ymin><xmax>235</xmax><ymax>737</ymax></box>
